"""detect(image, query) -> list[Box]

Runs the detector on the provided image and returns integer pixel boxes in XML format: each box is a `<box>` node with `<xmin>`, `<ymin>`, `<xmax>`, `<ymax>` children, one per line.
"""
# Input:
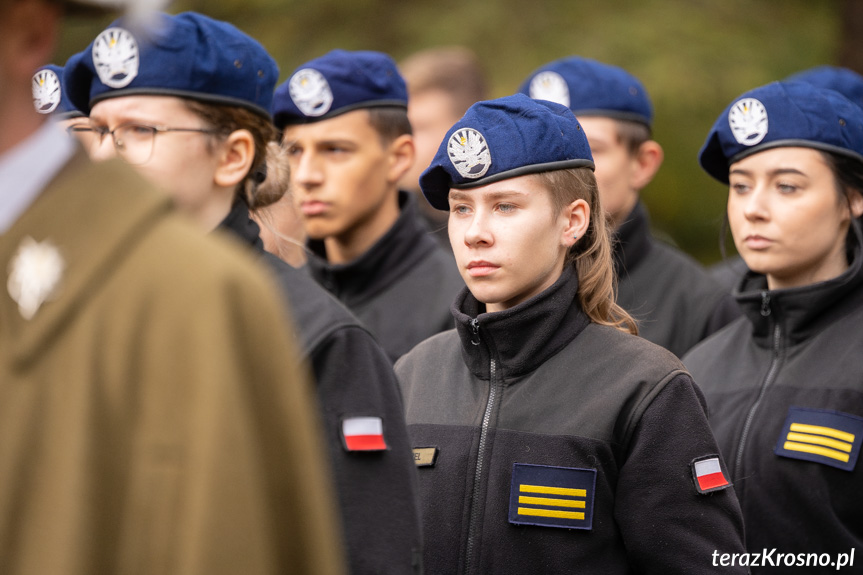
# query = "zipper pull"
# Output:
<box><xmin>760</xmin><ymin>291</ymin><xmax>772</xmax><ymax>317</ymax></box>
<box><xmin>470</xmin><ymin>318</ymin><xmax>481</xmax><ymax>346</ymax></box>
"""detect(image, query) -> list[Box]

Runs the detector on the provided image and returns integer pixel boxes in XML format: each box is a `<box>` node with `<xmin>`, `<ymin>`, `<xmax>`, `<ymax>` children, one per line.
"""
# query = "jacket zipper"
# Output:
<box><xmin>464</xmin><ymin>325</ymin><xmax>496</xmax><ymax>574</ymax></box>
<box><xmin>734</xmin><ymin>291</ymin><xmax>783</xmax><ymax>476</ymax></box>
<box><xmin>469</xmin><ymin>318</ymin><xmax>481</xmax><ymax>346</ymax></box>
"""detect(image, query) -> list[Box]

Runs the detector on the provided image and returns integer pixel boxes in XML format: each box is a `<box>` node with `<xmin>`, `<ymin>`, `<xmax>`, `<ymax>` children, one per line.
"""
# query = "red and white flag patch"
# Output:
<box><xmin>342</xmin><ymin>416</ymin><xmax>387</xmax><ymax>452</ymax></box>
<box><xmin>692</xmin><ymin>456</ymin><xmax>730</xmax><ymax>494</ymax></box>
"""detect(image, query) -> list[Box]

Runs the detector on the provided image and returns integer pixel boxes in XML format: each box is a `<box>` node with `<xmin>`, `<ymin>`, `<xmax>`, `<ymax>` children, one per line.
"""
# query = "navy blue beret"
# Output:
<box><xmin>518</xmin><ymin>56</ymin><xmax>652</xmax><ymax>127</ymax></box>
<box><xmin>785</xmin><ymin>65</ymin><xmax>863</xmax><ymax>110</ymax></box>
<box><xmin>699</xmin><ymin>81</ymin><xmax>863</xmax><ymax>184</ymax></box>
<box><xmin>64</xmin><ymin>12</ymin><xmax>278</xmax><ymax>119</ymax></box>
<box><xmin>272</xmin><ymin>49</ymin><xmax>407</xmax><ymax>128</ymax></box>
<box><xmin>419</xmin><ymin>94</ymin><xmax>595</xmax><ymax>211</ymax></box>
<box><xmin>33</xmin><ymin>63</ymin><xmax>83</xmax><ymax>119</ymax></box>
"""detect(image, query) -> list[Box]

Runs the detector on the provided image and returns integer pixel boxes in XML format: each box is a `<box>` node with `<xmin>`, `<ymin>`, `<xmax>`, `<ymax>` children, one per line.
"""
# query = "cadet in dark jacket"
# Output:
<box><xmin>519</xmin><ymin>57</ymin><xmax>739</xmax><ymax>357</ymax></box>
<box><xmin>65</xmin><ymin>14</ymin><xmax>421</xmax><ymax>574</ymax></box>
<box><xmin>685</xmin><ymin>81</ymin><xmax>863</xmax><ymax>572</ymax></box>
<box><xmin>396</xmin><ymin>94</ymin><xmax>747</xmax><ymax>574</ymax></box>
<box><xmin>272</xmin><ymin>50</ymin><xmax>464</xmax><ymax>362</ymax></box>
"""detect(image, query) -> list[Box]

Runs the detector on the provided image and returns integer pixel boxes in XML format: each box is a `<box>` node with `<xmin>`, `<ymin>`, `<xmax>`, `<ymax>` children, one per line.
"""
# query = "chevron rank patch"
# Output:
<box><xmin>341</xmin><ymin>416</ymin><xmax>387</xmax><ymax>452</ymax></box>
<box><xmin>509</xmin><ymin>463</ymin><xmax>595</xmax><ymax>530</ymax></box>
<box><xmin>691</xmin><ymin>455</ymin><xmax>730</xmax><ymax>494</ymax></box>
<box><xmin>774</xmin><ymin>407</ymin><xmax>863</xmax><ymax>471</ymax></box>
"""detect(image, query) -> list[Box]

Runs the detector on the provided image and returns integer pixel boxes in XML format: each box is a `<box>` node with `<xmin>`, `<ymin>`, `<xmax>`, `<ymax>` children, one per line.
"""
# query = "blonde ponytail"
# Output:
<box><xmin>536</xmin><ymin>168</ymin><xmax>637</xmax><ymax>335</ymax></box>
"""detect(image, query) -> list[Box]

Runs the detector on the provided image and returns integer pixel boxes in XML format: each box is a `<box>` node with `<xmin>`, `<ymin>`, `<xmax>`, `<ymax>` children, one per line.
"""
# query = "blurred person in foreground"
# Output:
<box><xmin>0</xmin><ymin>1</ymin><xmax>345</xmax><ymax>574</ymax></box>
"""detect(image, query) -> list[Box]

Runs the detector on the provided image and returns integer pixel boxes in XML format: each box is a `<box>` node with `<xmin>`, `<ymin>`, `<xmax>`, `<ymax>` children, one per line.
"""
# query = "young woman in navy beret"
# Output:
<box><xmin>685</xmin><ymin>81</ymin><xmax>863</xmax><ymax>570</ymax></box>
<box><xmin>397</xmin><ymin>93</ymin><xmax>748</xmax><ymax>574</ymax></box>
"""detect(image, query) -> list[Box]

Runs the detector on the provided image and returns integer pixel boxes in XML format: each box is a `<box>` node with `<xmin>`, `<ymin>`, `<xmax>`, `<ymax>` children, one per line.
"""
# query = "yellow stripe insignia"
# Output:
<box><xmin>774</xmin><ymin>407</ymin><xmax>863</xmax><ymax>471</ymax></box>
<box><xmin>508</xmin><ymin>463</ymin><xmax>595</xmax><ymax>530</ymax></box>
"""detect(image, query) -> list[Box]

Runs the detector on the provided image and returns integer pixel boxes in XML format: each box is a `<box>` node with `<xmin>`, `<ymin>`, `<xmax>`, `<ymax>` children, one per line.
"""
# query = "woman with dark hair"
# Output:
<box><xmin>396</xmin><ymin>94</ymin><xmax>747</xmax><ymax>574</ymax></box>
<box><xmin>685</xmin><ymin>81</ymin><xmax>863</xmax><ymax>569</ymax></box>
<box><xmin>65</xmin><ymin>13</ymin><xmax>422</xmax><ymax>574</ymax></box>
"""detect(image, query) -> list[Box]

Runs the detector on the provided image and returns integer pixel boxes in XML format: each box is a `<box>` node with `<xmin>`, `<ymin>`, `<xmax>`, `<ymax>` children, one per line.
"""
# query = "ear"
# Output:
<box><xmin>849</xmin><ymin>189</ymin><xmax>863</xmax><ymax>219</ymax></box>
<box><xmin>213</xmin><ymin>129</ymin><xmax>255</xmax><ymax>189</ymax></box>
<box><xmin>562</xmin><ymin>198</ymin><xmax>591</xmax><ymax>247</ymax></box>
<box><xmin>385</xmin><ymin>134</ymin><xmax>416</xmax><ymax>184</ymax></box>
<box><xmin>629</xmin><ymin>140</ymin><xmax>664</xmax><ymax>191</ymax></box>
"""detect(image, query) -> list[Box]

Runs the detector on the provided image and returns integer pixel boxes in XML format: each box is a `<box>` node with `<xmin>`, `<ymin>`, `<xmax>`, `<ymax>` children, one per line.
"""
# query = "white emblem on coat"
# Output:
<box><xmin>448</xmin><ymin>128</ymin><xmax>492</xmax><ymax>179</ymax></box>
<box><xmin>728</xmin><ymin>98</ymin><xmax>768</xmax><ymax>146</ymax></box>
<box><xmin>7</xmin><ymin>237</ymin><xmax>65</xmax><ymax>320</ymax></box>
<box><xmin>32</xmin><ymin>69</ymin><xmax>62</xmax><ymax>114</ymax></box>
<box><xmin>529</xmin><ymin>71</ymin><xmax>570</xmax><ymax>107</ymax></box>
<box><xmin>289</xmin><ymin>69</ymin><xmax>334</xmax><ymax>117</ymax></box>
<box><xmin>92</xmin><ymin>27</ymin><xmax>139</xmax><ymax>89</ymax></box>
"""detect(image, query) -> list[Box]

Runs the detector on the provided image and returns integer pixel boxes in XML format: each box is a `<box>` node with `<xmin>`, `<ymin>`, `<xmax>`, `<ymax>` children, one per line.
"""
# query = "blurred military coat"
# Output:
<box><xmin>0</xmin><ymin>153</ymin><xmax>345</xmax><ymax>575</ymax></box>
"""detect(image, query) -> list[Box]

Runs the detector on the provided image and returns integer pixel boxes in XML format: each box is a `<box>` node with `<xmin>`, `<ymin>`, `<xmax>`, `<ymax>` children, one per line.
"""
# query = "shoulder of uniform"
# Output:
<box><xmin>120</xmin><ymin>214</ymin><xmax>285</xmax><ymax>320</ymax></box>
<box><xmin>395</xmin><ymin>328</ymin><xmax>460</xmax><ymax>372</ymax></box>
<box><xmin>584</xmin><ymin>322</ymin><xmax>686</xmax><ymax>369</ymax></box>
<box><xmin>682</xmin><ymin>316</ymin><xmax>750</xmax><ymax>374</ymax></box>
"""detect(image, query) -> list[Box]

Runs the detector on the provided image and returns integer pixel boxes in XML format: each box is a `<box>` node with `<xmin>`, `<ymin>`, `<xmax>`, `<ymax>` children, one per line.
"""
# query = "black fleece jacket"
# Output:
<box><xmin>615</xmin><ymin>201</ymin><xmax>740</xmax><ymax>357</ymax></box>
<box><xmin>307</xmin><ymin>191</ymin><xmax>464</xmax><ymax>362</ymax></box>
<box><xmin>218</xmin><ymin>201</ymin><xmax>423</xmax><ymax>575</ymax></box>
<box><xmin>396</xmin><ymin>266</ymin><xmax>747</xmax><ymax>575</ymax></box>
<box><xmin>684</xmin><ymin>224</ymin><xmax>863</xmax><ymax>572</ymax></box>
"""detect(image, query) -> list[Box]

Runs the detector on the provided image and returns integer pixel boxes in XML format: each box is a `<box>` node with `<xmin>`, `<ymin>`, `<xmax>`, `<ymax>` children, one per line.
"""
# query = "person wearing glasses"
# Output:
<box><xmin>1</xmin><ymin>1</ymin><xmax>344</xmax><ymax>574</ymax></box>
<box><xmin>65</xmin><ymin>12</ymin><xmax>423</xmax><ymax>574</ymax></box>
<box><xmin>684</xmin><ymin>81</ymin><xmax>863</xmax><ymax>569</ymax></box>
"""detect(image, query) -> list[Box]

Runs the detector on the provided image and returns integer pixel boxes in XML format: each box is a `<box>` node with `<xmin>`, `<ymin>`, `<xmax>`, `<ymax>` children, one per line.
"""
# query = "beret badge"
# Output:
<box><xmin>32</xmin><ymin>69</ymin><xmax>61</xmax><ymax>114</ymax></box>
<box><xmin>92</xmin><ymin>27</ymin><xmax>139</xmax><ymax>89</ymax></box>
<box><xmin>448</xmin><ymin>128</ymin><xmax>492</xmax><ymax>179</ymax></box>
<box><xmin>289</xmin><ymin>68</ymin><xmax>334</xmax><ymax>117</ymax></box>
<box><xmin>728</xmin><ymin>97</ymin><xmax>768</xmax><ymax>146</ymax></box>
<box><xmin>529</xmin><ymin>71</ymin><xmax>570</xmax><ymax>108</ymax></box>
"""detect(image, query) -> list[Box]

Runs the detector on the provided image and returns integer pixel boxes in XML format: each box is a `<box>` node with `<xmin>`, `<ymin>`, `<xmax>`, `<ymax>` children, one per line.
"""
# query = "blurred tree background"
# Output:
<box><xmin>57</xmin><ymin>0</ymin><xmax>850</xmax><ymax>264</ymax></box>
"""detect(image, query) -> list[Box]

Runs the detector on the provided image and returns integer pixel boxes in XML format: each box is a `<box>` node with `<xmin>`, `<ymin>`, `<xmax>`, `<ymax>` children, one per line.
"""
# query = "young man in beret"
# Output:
<box><xmin>520</xmin><ymin>57</ymin><xmax>739</xmax><ymax>358</ymax></box>
<box><xmin>273</xmin><ymin>49</ymin><xmax>464</xmax><ymax>362</ymax></box>
<box><xmin>0</xmin><ymin>2</ymin><xmax>344</xmax><ymax>573</ymax></box>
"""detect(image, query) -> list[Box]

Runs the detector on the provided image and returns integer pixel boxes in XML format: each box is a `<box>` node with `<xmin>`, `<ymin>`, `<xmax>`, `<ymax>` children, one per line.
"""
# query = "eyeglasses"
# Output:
<box><xmin>67</xmin><ymin>123</ymin><xmax>221</xmax><ymax>165</ymax></box>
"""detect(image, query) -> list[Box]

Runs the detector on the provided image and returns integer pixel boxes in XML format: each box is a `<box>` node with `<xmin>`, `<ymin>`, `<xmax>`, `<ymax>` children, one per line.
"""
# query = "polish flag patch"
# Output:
<box><xmin>341</xmin><ymin>416</ymin><xmax>387</xmax><ymax>452</ymax></box>
<box><xmin>691</xmin><ymin>456</ymin><xmax>730</xmax><ymax>494</ymax></box>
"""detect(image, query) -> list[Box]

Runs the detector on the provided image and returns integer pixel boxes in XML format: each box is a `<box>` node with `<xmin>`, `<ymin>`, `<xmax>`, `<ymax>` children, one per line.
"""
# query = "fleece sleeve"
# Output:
<box><xmin>614</xmin><ymin>374</ymin><xmax>749</xmax><ymax>575</ymax></box>
<box><xmin>309</xmin><ymin>325</ymin><xmax>423</xmax><ymax>575</ymax></box>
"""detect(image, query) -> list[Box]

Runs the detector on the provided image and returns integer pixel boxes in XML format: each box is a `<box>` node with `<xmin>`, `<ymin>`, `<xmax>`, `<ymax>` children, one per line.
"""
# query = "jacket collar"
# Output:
<box><xmin>613</xmin><ymin>200</ymin><xmax>653</xmax><ymax>277</ymax></box>
<box><xmin>452</xmin><ymin>266</ymin><xmax>591</xmax><ymax>380</ymax></box>
<box><xmin>217</xmin><ymin>199</ymin><xmax>265</xmax><ymax>253</ymax></box>
<box><xmin>0</xmin><ymin>152</ymin><xmax>172</xmax><ymax>368</ymax></box>
<box><xmin>734</xmin><ymin>222</ymin><xmax>863</xmax><ymax>348</ymax></box>
<box><xmin>306</xmin><ymin>191</ymin><xmax>438</xmax><ymax>305</ymax></box>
